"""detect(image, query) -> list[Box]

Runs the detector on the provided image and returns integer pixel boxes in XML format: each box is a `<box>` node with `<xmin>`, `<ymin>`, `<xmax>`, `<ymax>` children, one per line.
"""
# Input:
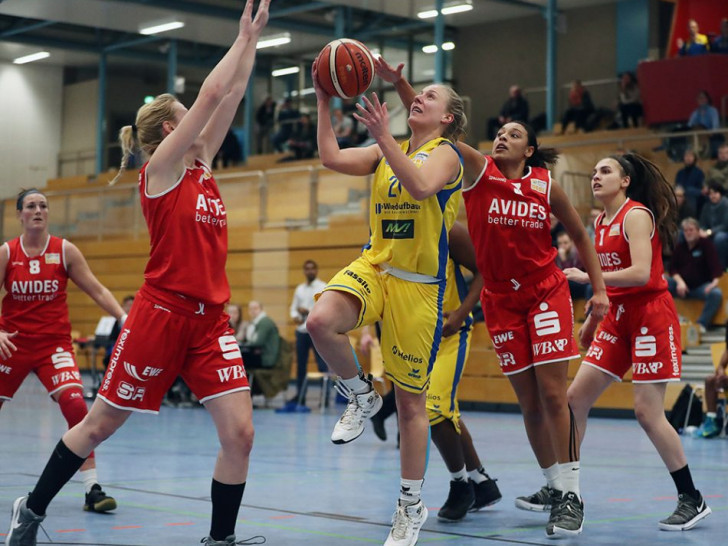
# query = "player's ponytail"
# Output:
<box><xmin>439</xmin><ymin>85</ymin><xmax>467</xmax><ymax>142</ymax></box>
<box><xmin>612</xmin><ymin>153</ymin><xmax>678</xmax><ymax>250</ymax></box>
<box><xmin>513</xmin><ymin>121</ymin><xmax>559</xmax><ymax>169</ymax></box>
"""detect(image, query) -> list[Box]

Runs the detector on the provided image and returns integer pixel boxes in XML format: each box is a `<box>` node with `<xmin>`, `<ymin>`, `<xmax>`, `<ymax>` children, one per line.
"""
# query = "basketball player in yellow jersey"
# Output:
<box><xmin>308</xmin><ymin>62</ymin><xmax>466</xmax><ymax>546</ymax></box>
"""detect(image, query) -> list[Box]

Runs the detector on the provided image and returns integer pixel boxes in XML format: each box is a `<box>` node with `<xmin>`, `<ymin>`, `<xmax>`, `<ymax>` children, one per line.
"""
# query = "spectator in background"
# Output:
<box><xmin>255</xmin><ymin>96</ymin><xmax>276</xmax><ymax>154</ymax></box>
<box><xmin>239</xmin><ymin>300</ymin><xmax>280</xmax><ymax>370</ymax></box>
<box><xmin>486</xmin><ymin>85</ymin><xmax>530</xmax><ymax>140</ymax></box>
<box><xmin>214</xmin><ymin>129</ymin><xmax>242</xmax><ymax>169</ymax></box>
<box><xmin>699</xmin><ymin>182</ymin><xmax>728</xmax><ymax>269</ymax></box>
<box><xmin>332</xmin><ymin>108</ymin><xmax>355</xmax><ymax>149</ymax></box>
<box><xmin>271</xmin><ymin>97</ymin><xmax>300</xmax><ymax>152</ymax></box>
<box><xmin>677</xmin><ymin>19</ymin><xmax>710</xmax><ymax>56</ymax></box>
<box><xmin>706</xmin><ymin>144</ymin><xmax>728</xmax><ymax>191</ymax></box>
<box><xmin>585</xmin><ymin>207</ymin><xmax>601</xmax><ymax>243</ymax></box>
<box><xmin>282</xmin><ymin>113</ymin><xmax>317</xmax><ymax>161</ymax></box>
<box><xmin>675</xmin><ymin>185</ymin><xmax>696</xmax><ymax>224</ymax></box>
<box><xmin>688</xmin><ymin>90</ymin><xmax>723</xmax><ymax>158</ymax></box>
<box><xmin>550</xmin><ymin>213</ymin><xmax>566</xmax><ymax>246</ymax></box>
<box><xmin>285</xmin><ymin>260</ymin><xmax>327</xmax><ymax>410</ymax></box>
<box><xmin>698</xmin><ymin>330</ymin><xmax>727</xmax><ymax>438</ymax></box>
<box><xmin>667</xmin><ymin>218</ymin><xmax>724</xmax><ymax>334</ymax></box>
<box><xmin>712</xmin><ymin>18</ymin><xmax>728</xmax><ymax>54</ymax></box>
<box><xmin>555</xmin><ymin>232</ymin><xmax>590</xmax><ymax>300</ymax></box>
<box><xmin>617</xmin><ymin>72</ymin><xmax>642</xmax><ymax>128</ymax></box>
<box><xmin>675</xmin><ymin>150</ymin><xmax>705</xmax><ymax>214</ymax></box>
<box><xmin>226</xmin><ymin>303</ymin><xmax>246</xmax><ymax>344</ymax></box>
<box><xmin>561</xmin><ymin>80</ymin><xmax>594</xmax><ymax>134</ymax></box>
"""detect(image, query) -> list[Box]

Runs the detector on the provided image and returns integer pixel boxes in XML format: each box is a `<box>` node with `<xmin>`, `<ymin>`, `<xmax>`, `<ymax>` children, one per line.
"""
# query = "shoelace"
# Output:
<box><xmin>553</xmin><ymin>496</ymin><xmax>582</xmax><ymax>523</ymax></box>
<box><xmin>390</xmin><ymin>504</ymin><xmax>413</xmax><ymax>540</ymax></box>
<box><xmin>670</xmin><ymin>497</ymin><xmax>699</xmax><ymax>521</ymax></box>
<box><xmin>338</xmin><ymin>396</ymin><xmax>363</xmax><ymax>427</ymax></box>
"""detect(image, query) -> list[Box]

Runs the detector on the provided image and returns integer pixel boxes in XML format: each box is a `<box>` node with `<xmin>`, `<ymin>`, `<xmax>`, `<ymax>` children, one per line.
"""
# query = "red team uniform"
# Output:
<box><xmin>96</xmin><ymin>159</ymin><xmax>247</xmax><ymax>413</ymax></box>
<box><xmin>0</xmin><ymin>236</ymin><xmax>81</xmax><ymax>400</ymax></box>
<box><xmin>463</xmin><ymin>157</ymin><xmax>579</xmax><ymax>374</ymax></box>
<box><xmin>582</xmin><ymin>199</ymin><xmax>681</xmax><ymax>383</ymax></box>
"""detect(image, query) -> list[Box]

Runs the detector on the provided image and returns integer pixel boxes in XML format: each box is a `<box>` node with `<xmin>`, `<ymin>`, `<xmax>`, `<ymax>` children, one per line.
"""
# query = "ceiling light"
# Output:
<box><xmin>139</xmin><ymin>20</ymin><xmax>185</xmax><ymax>35</ymax></box>
<box><xmin>417</xmin><ymin>1</ymin><xmax>473</xmax><ymax>19</ymax></box>
<box><xmin>257</xmin><ymin>32</ymin><xmax>291</xmax><ymax>49</ymax></box>
<box><xmin>422</xmin><ymin>42</ymin><xmax>455</xmax><ymax>53</ymax></box>
<box><xmin>13</xmin><ymin>51</ymin><xmax>50</xmax><ymax>64</ymax></box>
<box><xmin>272</xmin><ymin>66</ymin><xmax>300</xmax><ymax>77</ymax></box>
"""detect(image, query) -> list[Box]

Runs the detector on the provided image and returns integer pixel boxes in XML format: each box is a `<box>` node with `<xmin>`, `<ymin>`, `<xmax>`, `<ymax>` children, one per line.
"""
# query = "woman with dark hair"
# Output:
<box><xmin>565</xmin><ymin>154</ymin><xmax>711</xmax><ymax>532</ymax></box>
<box><xmin>617</xmin><ymin>72</ymin><xmax>642</xmax><ymax>128</ymax></box>
<box><xmin>5</xmin><ymin>2</ymin><xmax>271</xmax><ymax>546</ymax></box>
<box><xmin>375</xmin><ymin>57</ymin><xmax>609</xmax><ymax>539</ymax></box>
<box><xmin>688</xmin><ymin>91</ymin><xmax>720</xmax><ymax>131</ymax></box>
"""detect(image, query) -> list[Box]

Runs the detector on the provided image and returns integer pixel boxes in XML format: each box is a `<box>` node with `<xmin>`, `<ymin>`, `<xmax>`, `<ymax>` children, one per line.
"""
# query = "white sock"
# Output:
<box><xmin>340</xmin><ymin>375</ymin><xmax>369</xmax><ymax>395</ymax></box>
<box><xmin>450</xmin><ymin>466</ymin><xmax>468</xmax><ymax>482</ymax></box>
<box><xmin>399</xmin><ymin>478</ymin><xmax>423</xmax><ymax>506</ymax></box>
<box><xmin>706</xmin><ymin>412</ymin><xmax>717</xmax><ymax>418</ymax></box>
<box><xmin>79</xmin><ymin>468</ymin><xmax>98</xmax><ymax>494</ymax></box>
<box><xmin>468</xmin><ymin>466</ymin><xmax>488</xmax><ymax>484</ymax></box>
<box><xmin>558</xmin><ymin>461</ymin><xmax>580</xmax><ymax>498</ymax></box>
<box><xmin>542</xmin><ymin>463</ymin><xmax>562</xmax><ymax>492</ymax></box>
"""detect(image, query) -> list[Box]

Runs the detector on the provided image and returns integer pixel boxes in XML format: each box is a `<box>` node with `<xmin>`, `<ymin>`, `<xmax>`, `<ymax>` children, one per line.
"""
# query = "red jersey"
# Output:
<box><xmin>0</xmin><ymin>235</ymin><xmax>71</xmax><ymax>336</ymax></box>
<box><xmin>593</xmin><ymin>198</ymin><xmax>667</xmax><ymax>301</ymax></box>
<box><xmin>140</xmin><ymin>159</ymin><xmax>230</xmax><ymax>305</ymax></box>
<box><xmin>463</xmin><ymin>157</ymin><xmax>557</xmax><ymax>288</ymax></box>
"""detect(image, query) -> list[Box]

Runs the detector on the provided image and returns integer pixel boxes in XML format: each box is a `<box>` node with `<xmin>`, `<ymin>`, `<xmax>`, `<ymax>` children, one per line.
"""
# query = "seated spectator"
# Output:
<box><xmin>675</xmin><ymin>149</ymin><xmax>705</xmax><ymax>214</ymax></box>
<box><xmin>688</xmin><ymin>90</ymin><xmax>724</xmax><ymax>158</ymax></box>
<box><xmin>286</xmin><ymin>113</ymin><xmax>317</xmax><ymax>160</ymax></box>
<box><xmin>332</xmin><ymin>108</ymin><xmax>355</xmax><ymax>148</ymax></box>
<box><xmin>554</xmin><ymin>232</ymin><xmax>590</xmax><ymax>300</ymax></box>
<box><xmin>226</xmin><ymin>303</ymin><xmax>246</xmax><ymax>344</ymax></box>
<box><xmin>214</xmin><ymin>129</ymin><xmax>242</xmax><ymax>169</ymax></box>
<box><xmin>617</xmin><ymin>72</ymin><xmax>642</xmax><ymax>128</ymax></box>
<box><xmin>486</xmin><ymin>85</ymin><xmax>530</xmax><ymax>140</ymax></box>
<box><xmin>697</xmin><ymin>328</ymin><xmax>727</xmax><ymax>438</ymax></box>
<box><xmin>677</xmin><ymin>19</ymin><xmax>710</xmax><ymax>56</ymax></box>
<box><xmin>675</xmin><ymin>185</ymin><xmax>696</xmax><ymax>224</ymax></box>
<box><xmin>560</xmin><ymin>80</ymin><xmax>594</xmax><ymax>133</ymax></box>
<box><xmin>706</xmin><ymin>143</ymin><xmax>728</xmax><ymax>191</ymax></box>
<box><xmin>667</xmin><ymin>218</ymin><xmax>724</xmax><ymax>333</ymax></box>
<box><xmin>713</xmin><ymin>18</ymin><xmax>728</xmax><ymax>54</ymax></box>
<box><xmin>240</xmin><ymin>301</ymin><xmax>281</xmax><ymax>370</ymax></box>
<box><xmin>271</xmin><ymin>97</ymin><xmax>300</xmax><ymax>152</ymax></box>
<box><xmin>699</xmin><ymin>182</ymin><xmax>728</xmax><ymax>269</ymax></box>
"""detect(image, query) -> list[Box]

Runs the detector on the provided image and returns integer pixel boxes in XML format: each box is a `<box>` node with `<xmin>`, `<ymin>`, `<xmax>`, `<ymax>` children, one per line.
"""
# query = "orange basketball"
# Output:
<box><xmin>314</xmin><ymin>39</ymin><xmax>374</xmax><ymax>99</ymax></box>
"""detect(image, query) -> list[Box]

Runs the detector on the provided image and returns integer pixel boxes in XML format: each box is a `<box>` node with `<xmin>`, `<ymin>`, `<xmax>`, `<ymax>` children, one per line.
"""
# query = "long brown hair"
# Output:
<box><xmin>110</xmin><ymin>93</ymin><xmax>178</xmax><ymax>185</ymax></box>
<box><xmin>611</xmin><ymin>153</ymin><xmax>678</xmax><ymax>250</ymax></box>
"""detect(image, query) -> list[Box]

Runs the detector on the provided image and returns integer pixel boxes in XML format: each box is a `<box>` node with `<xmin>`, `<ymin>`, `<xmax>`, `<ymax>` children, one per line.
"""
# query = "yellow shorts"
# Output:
<box><xmin>323</xmin><ymin>256</ymin><xmax>444</xmax><ymax>393</ymax></box>
<box><xmin>426</xmin><ymin>324</ymin><xmax>472</xmax><ymax>432</ymax></box>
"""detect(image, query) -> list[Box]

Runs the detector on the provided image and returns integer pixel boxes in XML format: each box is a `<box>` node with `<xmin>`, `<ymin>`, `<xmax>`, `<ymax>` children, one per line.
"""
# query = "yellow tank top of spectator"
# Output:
<box><xmin>362</xmin><ymin>137</ymin><xmax>463</xmax><ymax>280</ymax></box>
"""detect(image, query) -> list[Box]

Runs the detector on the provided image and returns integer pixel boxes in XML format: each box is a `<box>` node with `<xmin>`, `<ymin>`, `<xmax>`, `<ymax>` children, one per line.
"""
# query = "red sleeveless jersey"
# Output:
<box><xmin>0</xmin><ymin>235</ymin><xmax>71</xmax><ymax>336</ymax></box>
<box><xmin>139</xmin><ymin>159</ymin><xmax>230</xmax><ymax>305</ymax></box>
<box><xmin>593</xmin><ymin>198</ymin><xmax>667</xmax><ymax>301</ymax></box>
<box><xmin>463</xmin><ymin>157</ymin><xmax>556</xmax><ymax>288</ymax></box>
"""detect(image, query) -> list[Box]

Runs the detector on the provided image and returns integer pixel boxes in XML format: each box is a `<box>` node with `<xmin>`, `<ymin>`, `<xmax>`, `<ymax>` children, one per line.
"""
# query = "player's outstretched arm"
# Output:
<box><xmin>65</xmin><ymin>242</ymin><xmax>126</xmax><ymax>321</ymax></box>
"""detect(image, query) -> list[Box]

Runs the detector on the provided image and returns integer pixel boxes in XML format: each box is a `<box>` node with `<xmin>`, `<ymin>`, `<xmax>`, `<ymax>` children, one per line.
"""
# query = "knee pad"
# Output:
<box><xmin>57</xmin><ymin>388</ymin><xmax>88</xmax><ymax>429</ymax></box>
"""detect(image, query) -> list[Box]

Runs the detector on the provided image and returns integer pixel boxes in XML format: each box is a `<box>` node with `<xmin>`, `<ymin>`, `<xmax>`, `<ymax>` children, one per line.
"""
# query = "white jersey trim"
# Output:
<box><xmin>96</xmin><ymin>393</ymin><xmax>160</xmax><ymax>414</ymax></box>
<box><xmin>622</xmin><ymin>205</ymin><xmax>656</xmax><ymax>243</ymax></box>
<box><xmin>546</xmin><ymin>170</ymin><xmax>553</xmax><ymax>206</ymax></box>
<box><xmin>464</xmin><ymin>155</ymin><xmax>488</xmax><ymax>193</ymax></box>
<box><xmin>19</xmin><ymin>234</ymin><xmax>50</xmax><ymax>258</ymax></box>
<box><xmin>143</xmin><ymin>164</ymin><xmax>187</xmax><ymax>199</ymax></box>
<box><xmin>61</xmin><ymin>239</ymin><xmax>68</xmax><ymax>272</ymax></box>
<box><xmin>632</xmin><ymin>377</ymin><xmax>681</xmax><ymax>384</ymax></box>
<box><xmin>198</xmin><ymin>386</ymin><xmax>251</xmax><ymax>404</ymax></box>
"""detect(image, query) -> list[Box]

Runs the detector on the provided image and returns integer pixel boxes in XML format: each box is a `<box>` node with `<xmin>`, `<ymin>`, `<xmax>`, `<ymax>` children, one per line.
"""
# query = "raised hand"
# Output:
<box><xmin>311</xmin><ymin>62</ymin><xmax>330</xmax><ymax>101</ymax></box>
<box><xmin>353</xmin><ymin>93</ymin><xmax>390</xmax><ymax>142</ymax></box>
<box><xmin>374</xmin><ymin>56</ymin><xmax>404</xmax><ymax>84</ymax></box>
<box><xmin>251</xmin><ymin>0</ymin><xmax>271</xmax><ymax>35</ymax></box>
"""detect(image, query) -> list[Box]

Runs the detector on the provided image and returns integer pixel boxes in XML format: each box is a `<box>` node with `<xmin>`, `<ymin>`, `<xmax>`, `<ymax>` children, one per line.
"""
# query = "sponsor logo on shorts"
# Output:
<box><xmin>534</xmin><ymin>303</ymin><xmax>561</xmax><ymax>337</ymax></box>
<box><xmin>668</xmin><ymin>324</ymin><xmax>679</xmax><ymax>375</ymax></box>
<box><xmin>124</xmin><ymin>363</ymin><xmax>163</xmax><ymax>381</ymax></box>
<box><xmin>391</xmin><ymin>346</ymin><xmax>423</xmax><ymax>364</ymax></box>
<box><xmin>532</xmin><ymin>338</ymin><xmax>569</xmax><ymax>357</ymax></box>
<box><xmin>635</xmin><ymin>327</ymin><xmax>656</xmax><ymax>357</ymax></box>
<box><xmin>492</xmin><ymin>331</ymin><xmax>514</xmax><ymax>349</ymax></box>
<box><xmin>51</xmin><ymin>349</ymin><xmax>75</xmax><ymax>369</ymax></box>
<box><xmin>615</xmin><ymin>304</ymin><xmax>625</xmax><ymax>322</ymax></box>
<box><xmin>116</xmin><ymin>381</ymin><xmax>146</xmax><ymax>401</ymax></box>
<box><xmin>586</xmin><ymin>346</ymin><xmax>603</xmax><ymax>361</ymax></box>
<box><xmin>597</xmin><ymin>331</ymin><xmax>618</xmax><ymax>344</ymax></box>
<box><xmin>0</xmin><ymin>364</ymin><xmax>11</xmax><ymax>374</ymax></box>
<box><xmin>102</xmin><ymin>328</ymin><xmax>130</xmax><ymax>392</ymax></box>
<box><xmin>51</xmin><ymin>370</ymin><xmax>81</xmax><ymax>386</ymax></box>
<box><xmin>632</xmin><ymin>361</ymin><xmax>663</xmax><ymax>375</ymax></box>
<box><xmin>154</xmin><ymin>304</ymin><xmax>171</xmax><ymax>313</ymax></box>
<box><xmin>408</xmin><ymin>368</ymin><xmax>422</xmax><ymax>380</ymax></box>
<box><xmin>381</xmin><ymin>219</ymin><xmax>414</xmax><ymax>239</ymax></box>
<box><xmin>497</xmin><ymin>352</ymin><xmax>516</xmax><ymax>368</ymax></box>
<box><xmin>216</xmin><ymin>365</ymin><xmax>246</xmax><ymax>383</ymax></box>
<box><xmin>343</xmin><ymin>269</ymin><xmax>371</xmax><ymax>294</ymax></box>
<box><xmin>219</xmin><ymin>335</ymin><xmax>242</xmax><ymax>361</ymax></box>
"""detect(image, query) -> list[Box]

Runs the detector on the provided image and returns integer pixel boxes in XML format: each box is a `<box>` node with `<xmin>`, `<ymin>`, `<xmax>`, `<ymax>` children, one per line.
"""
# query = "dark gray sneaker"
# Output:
<box><xmin>658</xmin><ymin>491</ymin><xmax>711</xmax><ymax>531</ymax></box>
<box><xmin>546</xmin><ymin>491</ymin><xmax>584</xmax><ymax>538</ymax></box>
<box><xmin>437</xmin><ymin>480</ymin><xmax>475</xmax><ymax>522</ymax></box>
<box><xmin>515</xmin><ymin>485</ymin><xmax>561</xmax><ymax>512</ymax></box>
<box><xmin>6</xmin><ymin>496</ymin><xmax>44</xmax><ymax>546</ymax></box>
<box><xmin>470</xmin><ymin>474</ymin><xmax>502</xmax><ymax>511</ymax></box>
<box><xmin>200</xmin><ymin>535</ymin><xmax>266</xmax><ymax>545</ymax></box>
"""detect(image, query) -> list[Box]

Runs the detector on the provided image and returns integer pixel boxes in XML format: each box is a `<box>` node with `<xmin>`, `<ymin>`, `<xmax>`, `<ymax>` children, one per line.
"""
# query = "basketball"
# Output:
<box><xmin>313</xmin><ymin>39</ymin><xmax>374</xmax><ymax>99</ymax></box>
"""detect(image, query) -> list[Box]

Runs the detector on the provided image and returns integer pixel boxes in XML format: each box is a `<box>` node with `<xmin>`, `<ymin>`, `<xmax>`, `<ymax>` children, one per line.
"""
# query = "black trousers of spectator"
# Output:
<box><xmin>561</xmin><ymin>108</ymin><xmax>593</xmax><ymax>132</ymax></box>
<box><xmin>295</xmin><ymin>330</ymin><xmax>327</xmax><ymax>402</ymax></box>
<box><xmin>619</xmin><ymin>103</ymin><xmax>643</xmax><ymax>128</ymax></box>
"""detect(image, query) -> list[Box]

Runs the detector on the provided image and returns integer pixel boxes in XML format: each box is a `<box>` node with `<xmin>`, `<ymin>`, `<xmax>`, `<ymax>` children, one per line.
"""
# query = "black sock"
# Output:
<box><xmin>210</xmin><ymin>479</ymin><xmax>246</xmax><ymax>541</ymax></box>
<box><xmin>670</xmin><ymin>465</ymin><xmax>698</xmax><ymax>498</ymax></box>
<box><xmin>27</xmin><ymin>440</ymin><xmax>86</xmax><ymax>516</ymax></box>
